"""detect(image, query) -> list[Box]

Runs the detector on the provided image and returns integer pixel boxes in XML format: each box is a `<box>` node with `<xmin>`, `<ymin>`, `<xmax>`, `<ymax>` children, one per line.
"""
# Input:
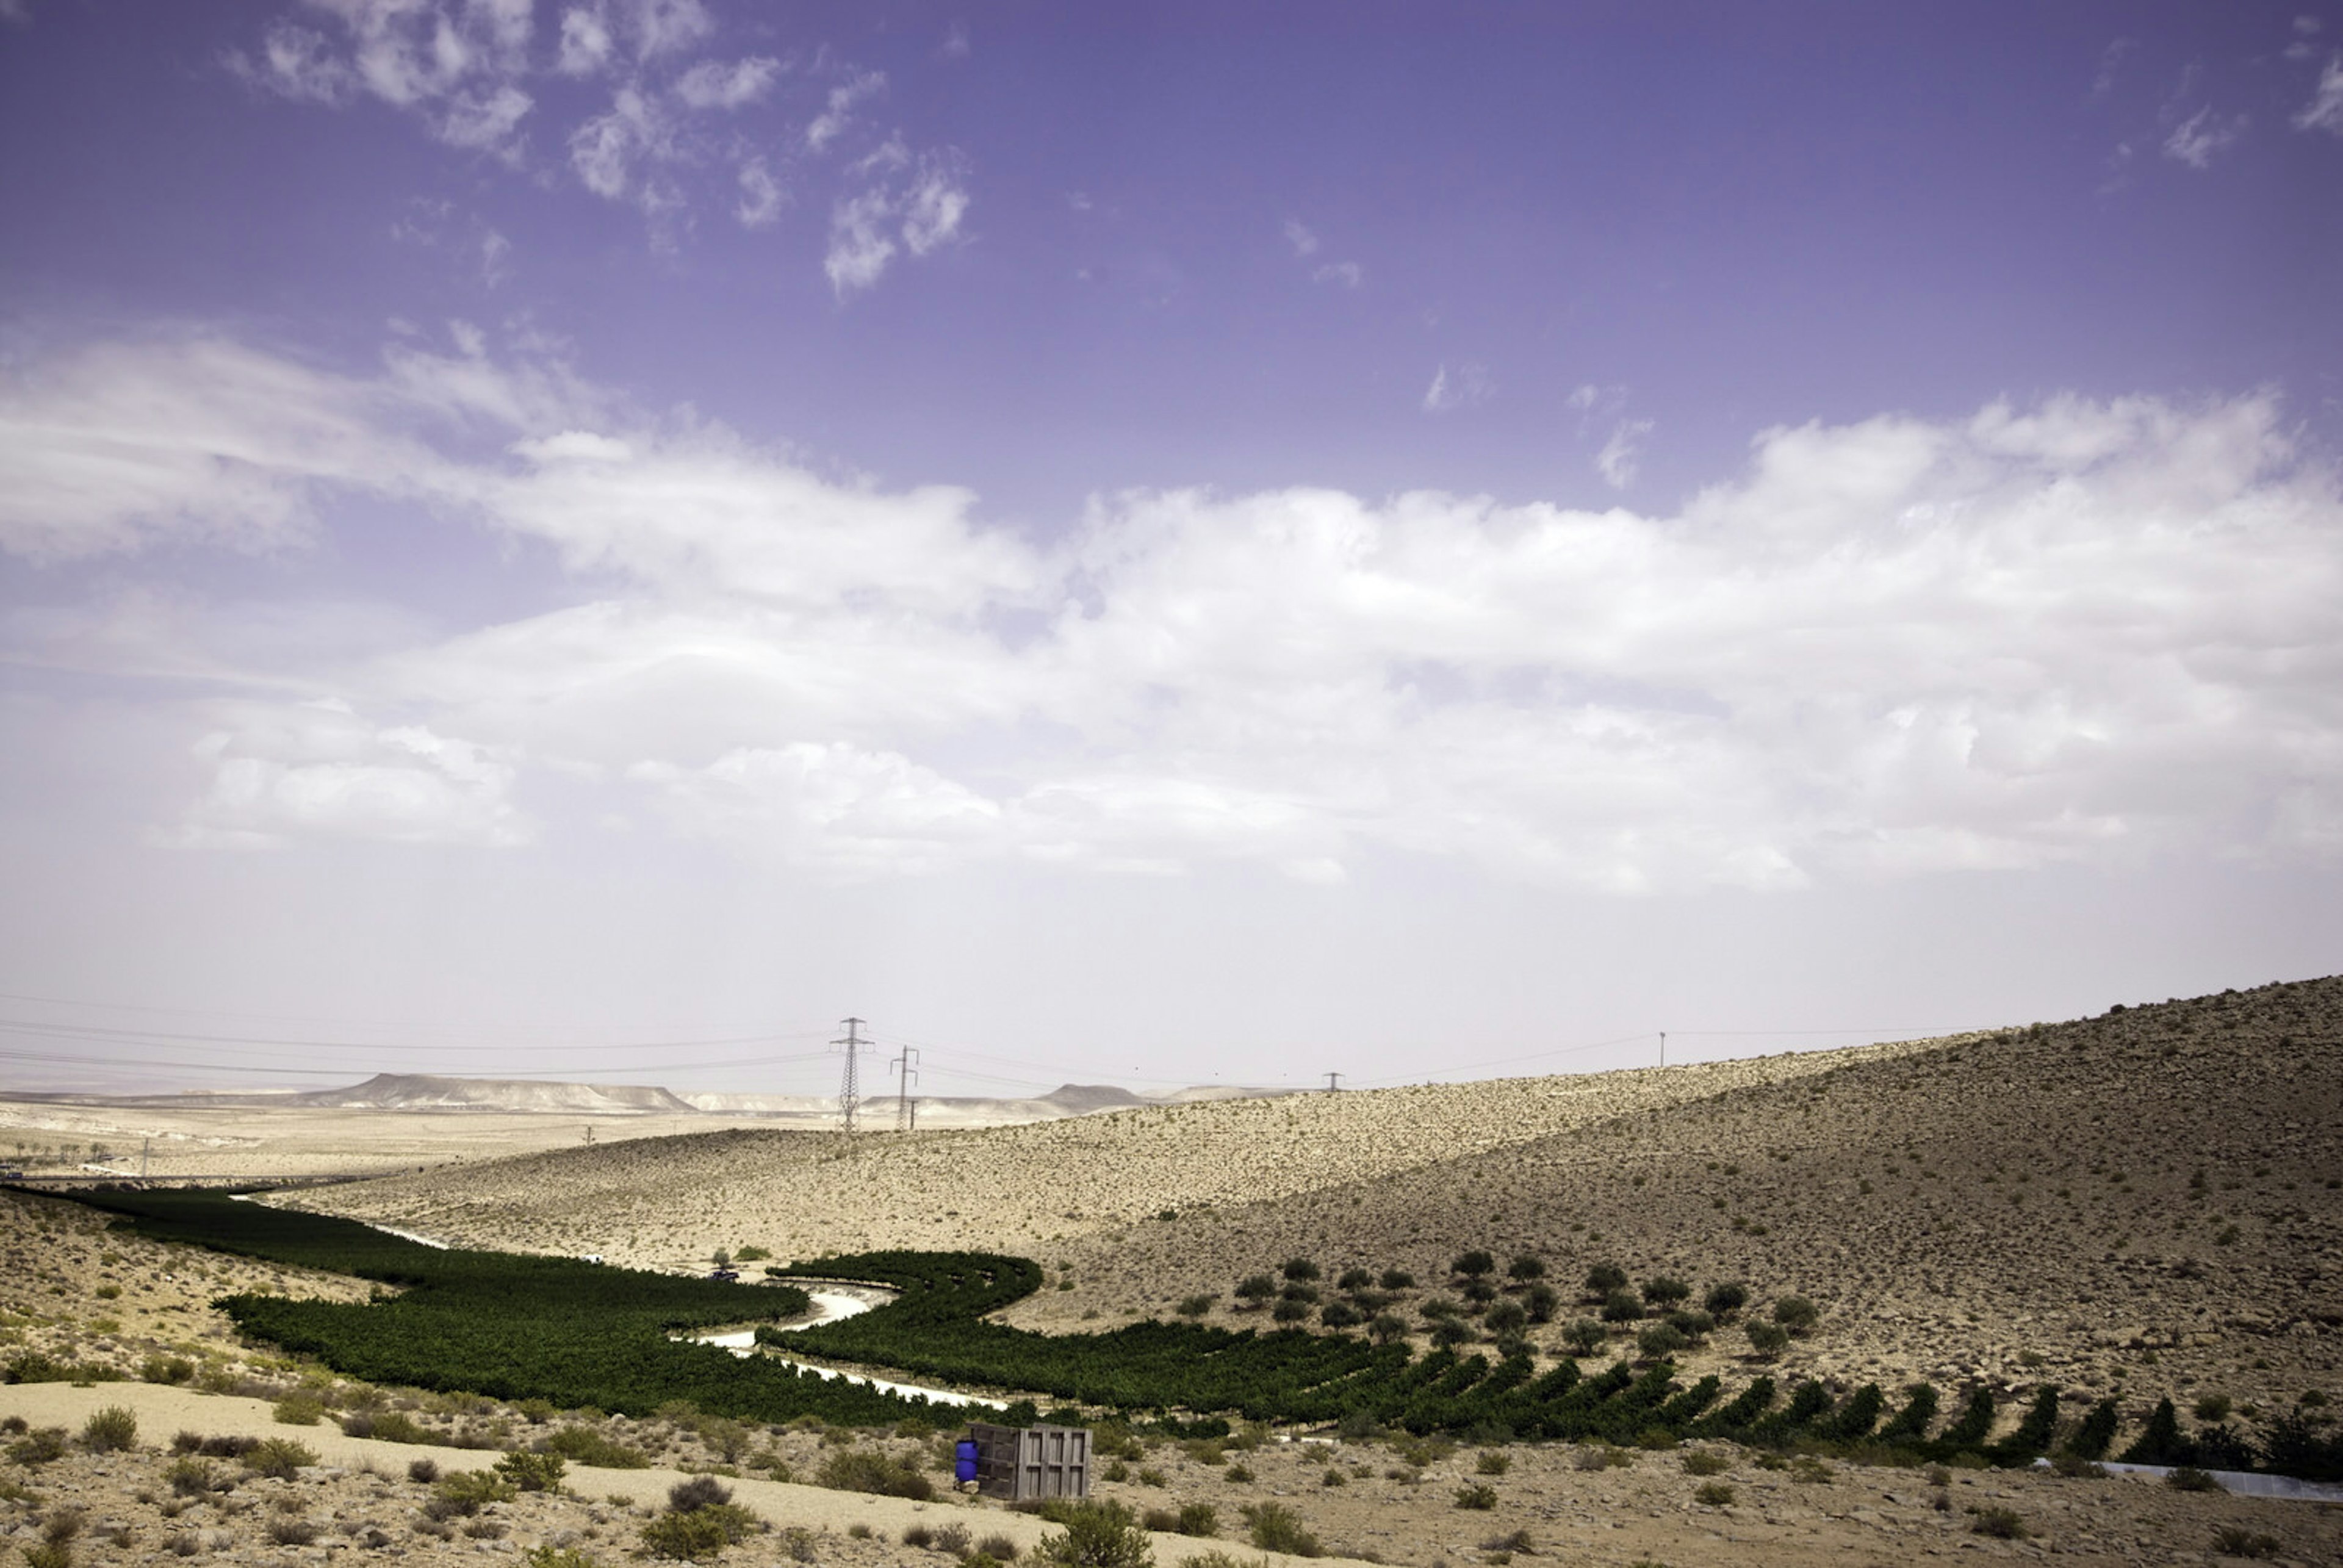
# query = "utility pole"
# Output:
<box><xmin>833</xmin><ymin>1018</ymin><xmax>870</xmax><ymax>1133</ymax></box>
<box><xmin>1323</xmin><ymin>1072</ymin><xmax>1344</xmax><ymax>1092</ymax></box>
<box><xmin>891</xmin><ymin>1047</ymin><xmax>920</xmax><ymax>1132</ymax></box>
<box><xmin>139</xmin><ymin>1137</ymin><xmax>149</xmax><ymax>1179</ymax></box>
<box><xmin>583</xmin><ymin>1124</ymin><xmax>595</xmax><ymax>1148</ymax></box>
<box><xmin>1659</xmin><ymin>1031</ymin><xmax>1666</xmax><ymax>1069</ymax></box>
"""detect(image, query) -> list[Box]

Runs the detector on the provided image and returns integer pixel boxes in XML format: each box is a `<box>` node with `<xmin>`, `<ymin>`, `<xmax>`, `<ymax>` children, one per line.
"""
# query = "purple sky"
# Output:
<box><xmin>2</xmin><ymin>1</ymin><xmax>2339</xmax><ymax>1099</ymax></box>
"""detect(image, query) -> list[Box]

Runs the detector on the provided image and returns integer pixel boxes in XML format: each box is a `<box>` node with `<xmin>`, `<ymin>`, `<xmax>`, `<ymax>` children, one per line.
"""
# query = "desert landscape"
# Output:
<box><xmin>3</xmin><ymin>976</ymin><xmax>2339</xmax><ymax>1566</ymax></box>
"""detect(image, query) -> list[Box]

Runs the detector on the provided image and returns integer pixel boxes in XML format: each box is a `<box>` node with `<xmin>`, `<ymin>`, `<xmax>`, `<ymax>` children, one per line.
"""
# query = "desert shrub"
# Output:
<box><xmin>544</xmin><ymin>1425</ymin><xmax>651</xmax><ymax>1468</ymax></box>
<box><xmin>1174</xmin><ymin>1556</ymin><xmax>1260</xmax><ymax>1568</ymax></box>
<box><xmin>1583</xmin><ymin>1264</ymin><xmax>1627</xmax><ymax>1297</ymax></box>
<box><xmin>2211</xmin><ymin>1526</ymin><xmax>2281</xmax><ymax>1559</ymax></box>
<box><xmin>1233</xmin><ymin>1275</ymin><xmax>1276</xmax><ymax>1306</ymax></box>
<box><xmin>78</xmin><ymin>1406</ymin><xmax>136</xmax><ymax>1453</ymax></box>
<box><xmin>977</xmin><ymin>1532</ymin><xmax>1021</xmax><ymax>1560</ymax></box>
<box><xmin>4</xmin><ymin>1353</ymin><xmax>78</xmax><ymax>1384</ymax></box>
<box><xmin>1279</xmin><ymin>1282</ymin><xmax>1320</xmax><ymax>1305</ymax></box>
<box><xmin>735</xmin><ymin>1246</ymin><xmax>771</xmax><ymax>1262</ymax></box>
<box><xmin>1368</xmin><ymin>1313</ymin><xmax>1408</xmax><ymax>1345</ymax></box>
<box><xmin>2165</xmin><ymin>1466</ymin><xmax>2222</xmax><ymax>1492</ymax></box>
<box><xmin>432</xmin><ymin>1469</ymin><xmax>517</xmax><ymax>1516</ymax></box>
<box><xmin>1482</xmin><ymin>1300</ymin><xmax>1527</xmax><ymax>1336</ymax></box>
<box><xmin>21</xmin><ymin>1545</ymin><xmax>70</xmax><ymax>1568</ymax></box>
<box><xmin>1560</xmin><ymin>1318</ymin><xmax>1606</xmax><ymax>1356</ymax></box>
<box><xmin>1240</xmin><ymin>1501</ymin><xmax>1319</xmax><ymax>1557</ymax></box>
<box><xmin>1680</xmin><ymin>1448</ymin><xmax>1730</xmax><ymax>1475</ymax></box>
<box><xmin>818</xmin><ymin>1448</ymin><xmax>935</xmax><ymax>1500</ymax></box>
<box><xmin>2194</xmin><ymin>1393</ymin><xmax>2232</xmax><ymax>1423</ymax></box>
<box><xmin>1452</xmin><ymin>1251</ymin><xmax>1495</xmax><ymax>1279</ymax></box>
<box><xmin>1038</xmin><ymin>1499</ymin><xmax>1155</xmax><ymax>1568</ymax></box>
<box><xmin>1968</xmin><ymin>1507</ymin><xmax>2026</xmax><ymax>1539</ymax></box>
<box><xmin>265</xmin><ymin>1516</ymin><xmax>321</xmax><ymax>1545</ymax></box>
<box><xmin>1693</xmin><ymin>1480</ymin><xmax>1735</xmax><ymax>1506</ymax></box>
<box><xmin>1702</xmin><ymin>1281</ymin><xmax>1748</xmax><ymax>1317</ymax></box>
<box><xmin>525</xmin><ymin>1548</ymin><xmax>599</xmax><ymax>1568</ymax></box>
<box><xmin>1281</xmin><ymin>1258</ymin><xmax>1319</xmax><ymax>1284</ymax></box>
<box><xmin>1419</xmin><ymin>1295</ymin><xmax>1462</xmax><ymax>1321</ymax></box>
<box><xmin>1522</xmin><ymin>1282</ymin><xmax>1558</xmax><ymax>1323</ymax></box>
<box><xmin>165</xmin><ymin>1456</ymin><xmax>220</xmax><ymax>1496</ymax></box>
<box><xmin>1336</xmin><ymin>1267</ymin><xmax>1374</xmax><ymax>1293</ymax></box>
<box><xmin>1505</xmin><ymin>1254</ymin><xmax>1544</xmax><ymax>1282</ymax></box>
<box><xmin>1378</xmin><ymin>1268</ymin><xmax>1414</xmax><ymax>1290</ymax></box>
<box><xmin>1460</xmin><ymin>1278</ymin><xmax>1498</xmax><ymax>1306</ymax></box>
<box><xmin>669</xmin><ymin>1474</ymin><xmax>733</xmax><ymax>1511</ymax></box>
<box><xmin>1639</xmin><ymin>1276</ymin><xmax>1690</xmax><ymax>1307</ymax></box>
<box><xmin>642</xmin><ymin>1503</ymin><xmax>760</xmax><ymax>1559</ymax></box>
<box><xmin>2048</xmin><ymin>1451</ymin><xmax>2107</xmax><ymax>1478</ymax></box>
<box><xmin>1770</xmin><ymin>1296</ymin><xmax>1819</xmax><ymax>1334</ymax></box>
<box><xmin>495</xmin><ymin>1449</ymin><xmax>565</xmax><ymax>1491</ymax></box>
<box><xmin>1272</xmin><ymin>1298</ymin><xmax>1312</xmax><ymax>1325</ymax></box>
<box><xmin>272</xmin><ymin>1392</ymin><xmax>325</xmax><ymax>1425</ymax></box>
<box><xmin>141</xmin><ymin>1354</ymin><xmax>196</xmax><ymax>1384</ymax></box>
<box><xmin>1175</xmin><ymin>1502</ymin><xmax>1217</xmax><ymax>1536</ymax></box>
<box><xmin>1452</xmin><ymin>1482</ymin><xmax>1496</xmax><ymax>1509</ymax></box>
<box><xmin>1318</xmin><ymin>1301</ymin><xmax>1361</xmax><ymax>1329</ymax></box>
<box><xmin>905</xmin><ymin>1523</ymin><xmax>937</xmax><ymax>1548</ymax></box>
<box><xmin>1600</xmin><ymin>1290</ymin><xmax>1644</xmax><ymax>1324</ymax></box>
<box><xmin>1175</xmin><ymin>1295</ymin><xmax>1215</xmax><ymax>1318</ymax></box>
<box><xmin>1743</xmin><ymin>1320</ymin><xmax>1789</xmax><ymax>1358</ymax></box>
<box><xmin>407</xmin><ymin>1457</ymin><xmax>439</xmax><ymax>1483</ymax></box>
<box><xmin>1474</xmin><ymin>1450</ymin><xmax>1510</xmax><ymax>1475</ymax></box>
<box><xmin>1428</xmin><ymin>1318</ymin><xmax>1474</xmax><ymax>1348</ymax></box>
<box><xmin>240</xmin><ymin>1436</ymin><xmax>317</xmax><ymax>1480</ymax></box>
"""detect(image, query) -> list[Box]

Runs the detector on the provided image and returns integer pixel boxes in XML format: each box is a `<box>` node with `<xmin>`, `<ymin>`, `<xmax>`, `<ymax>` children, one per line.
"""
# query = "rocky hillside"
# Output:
<box><xmin>295</xmin><ymin>976</ymin><xmax>2343</xmax><ymax>1451</ymax></box>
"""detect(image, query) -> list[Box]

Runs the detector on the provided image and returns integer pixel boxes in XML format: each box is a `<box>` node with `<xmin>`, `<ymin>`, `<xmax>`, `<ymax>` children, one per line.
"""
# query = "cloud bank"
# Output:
<box><xmin>5</xmin><ymin>333</ymin><xmax>2339</xmax><ymax>892</ymax></box>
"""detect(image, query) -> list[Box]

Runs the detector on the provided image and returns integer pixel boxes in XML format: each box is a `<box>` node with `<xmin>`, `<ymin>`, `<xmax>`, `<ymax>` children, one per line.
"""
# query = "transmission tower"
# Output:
<box><xmin>891</xmin><ymin>1047</ymin><xmax>921</xmax><ymax>1132</ymax></box>
<box><xmin>833</xmin><ymin>1017</ymin><xmax>870</xmax><ymax>1132</ymax></box>
<box><xmin>1323</xmin><ymin>1072</ymin><xmax>1344</xmax><ymax>1092</ymax></box>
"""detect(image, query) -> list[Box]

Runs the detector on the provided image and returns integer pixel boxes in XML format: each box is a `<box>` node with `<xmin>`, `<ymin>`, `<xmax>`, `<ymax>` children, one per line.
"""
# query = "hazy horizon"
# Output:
<box><xmin>4</xmin><ymin>2</ymin><xmax>2339</xmax><ymax>1099</ymax></box>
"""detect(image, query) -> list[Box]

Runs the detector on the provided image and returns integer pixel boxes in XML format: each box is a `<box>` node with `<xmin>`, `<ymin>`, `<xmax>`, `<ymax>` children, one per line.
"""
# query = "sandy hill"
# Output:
<box><xmin>295</xmin><ymin>975</ymin><xmax>2343</xmax><ymax>1441</ymax></box>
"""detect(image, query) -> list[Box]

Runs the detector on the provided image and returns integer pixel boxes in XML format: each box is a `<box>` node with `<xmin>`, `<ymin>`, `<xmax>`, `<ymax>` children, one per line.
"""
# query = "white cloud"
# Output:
<box><xmin>825</xmin><ymin>149</ymin><xmax>970</xmax><ymax>294</ymax></box>
<box><xmin>675</xmin><ymin>54</ymin><xmax>780</xmax><ymax>110</ymax></box>
<box><xmin>2163</xmin><ymin>104</ymin><xmax>2247</xmax><ymax>167</ymax></box>
<box><xmin>1422</xmin><ymin>362</ymin><xmax>1492</xmax><ymax>414</ymax></box>
<box><xmin>824</xmin><ymin>188</ymin><xmax>897</xmax><ymax>294</ymax></box>
<box><xmin>168</xmin><ymin>701</ymin><xmax>530</xmax><ymax>849</ymax></box>
<box><xmin>1283</xmin><ymin>218</ymin><xmax>1319</xmax><ymax>256</ymax></box>
<box><xmin>232</xmin><ymin>0</ymin><xmax>538</xmax><ymax>159</ymax></box>
<box><xmin>555</xmin><ymin>5</ymin><xmax>614</xmax><ymax>74</ymax></box>
<box><xmin>805</xmin><ymin>70</ymin><xmax>884</xmax><ymax>153</ymax></box>
<box><xmin>567</xmin><ymin>83</ymin><xmax>675</xmax><ymax>206</ymax></box>
<box><xmin>735</xmin><ymin>156</ymin><xmax>785</xmax><ymax>227</ymax></box>
<box><xmin>2297</xmin><ymin>54</ymin><xmax>2343</xmax><ymax>134</ymax></box>
<box><xmin>1312</xmin><ymin>261</ymin><xmax>1364</xmax><ymax>288</ymax></box>
<box><xmin>12</xmin><ymin>333</ymin><xmax>2341</xmax><ymax>886</ymax></box>
<box><xmin>1595</xmin><ymin>419</ymin><xmax>1653</xmax><ymax>489</ymax></box>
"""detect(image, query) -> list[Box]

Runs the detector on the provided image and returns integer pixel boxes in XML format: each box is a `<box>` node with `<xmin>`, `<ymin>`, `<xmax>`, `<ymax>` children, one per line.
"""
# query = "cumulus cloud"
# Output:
<box><xmin>1284</xmin><ymin>218</ymin><xmax>1362</xmax><ymax>287</ymax></box>
<box><xmin>735</xmin><ymin>156</ymin><xmax>786</xmax><ymax>226</ymax></box>
<box><xmin>1283</xmin><ymin>218</ymin><xmax>1319</xmax><ymax>256</ymax></box>
<box><xmin>167</xmin><ymin>700</ymin><xmax>530</xmax><ymax>849</ymax></box>
<box><xmin>9</xmin><ymin>333</ymin><xmax>2341</xmax><ymax>886</ymax></box>
<box><xmin>1422</xmin><ymin>362</ymin><xmax>1492</xmax><ymax>414</ymax></box>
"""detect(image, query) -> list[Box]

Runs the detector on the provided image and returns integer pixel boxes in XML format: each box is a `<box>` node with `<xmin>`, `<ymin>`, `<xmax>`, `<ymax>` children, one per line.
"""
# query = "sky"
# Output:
<box><xmin>2</xmin><ymin>0</ymin><xmax>2340</xmax><ymax>1101</ymax></box>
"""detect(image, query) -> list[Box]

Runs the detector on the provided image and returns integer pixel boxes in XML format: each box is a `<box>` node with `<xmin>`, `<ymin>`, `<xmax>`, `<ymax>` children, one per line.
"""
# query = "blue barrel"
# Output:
<box><xmin>954</xmin><ymin>1439</ymin><xmax>979</xmax><ymax>1484</ymax></box>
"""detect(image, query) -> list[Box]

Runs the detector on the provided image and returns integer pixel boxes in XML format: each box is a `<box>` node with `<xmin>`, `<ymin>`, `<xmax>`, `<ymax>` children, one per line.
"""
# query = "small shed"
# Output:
<box><xmin>965</xmin><ymin>1422</ymin><xmax>1091</xmax><ymax>1501</ymax></box>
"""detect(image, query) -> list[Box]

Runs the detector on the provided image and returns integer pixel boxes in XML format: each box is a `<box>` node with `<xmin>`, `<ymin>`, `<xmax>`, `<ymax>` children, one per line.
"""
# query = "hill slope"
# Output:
<box><xmin>297</xmin><ymin>976</ymin><xmax>2343</xmax><ymax>1447</ymax></box>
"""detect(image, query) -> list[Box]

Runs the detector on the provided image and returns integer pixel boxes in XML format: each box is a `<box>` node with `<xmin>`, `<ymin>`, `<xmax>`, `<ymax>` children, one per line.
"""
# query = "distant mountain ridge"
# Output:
<box><xmin>8</xmin><ymin>1073</ymin><xmax>1288</xmax><ymax>1119</ymax></box>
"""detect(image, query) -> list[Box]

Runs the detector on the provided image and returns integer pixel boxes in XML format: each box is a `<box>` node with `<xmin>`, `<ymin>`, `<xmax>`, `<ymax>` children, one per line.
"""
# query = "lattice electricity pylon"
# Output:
<box><xmin>833</xmin><ymin>1017</ymin><xmax>869</xmax><ymax>1132</ymax></box>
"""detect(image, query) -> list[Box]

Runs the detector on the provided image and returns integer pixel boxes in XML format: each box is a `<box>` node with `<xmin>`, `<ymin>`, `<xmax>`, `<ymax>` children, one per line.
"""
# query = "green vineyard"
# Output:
<box><xmin>40</xmin><ymin>1188</ymin><xmax>2343</xmax><ymax>1481</ymax></box>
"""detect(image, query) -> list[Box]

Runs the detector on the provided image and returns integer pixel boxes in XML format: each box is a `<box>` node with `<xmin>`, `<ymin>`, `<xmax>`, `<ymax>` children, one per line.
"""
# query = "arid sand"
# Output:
<box><xmin>4</xmin><ymin>977</ymin><xmax>2341</xmax><ymax>1566</ymax></box>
